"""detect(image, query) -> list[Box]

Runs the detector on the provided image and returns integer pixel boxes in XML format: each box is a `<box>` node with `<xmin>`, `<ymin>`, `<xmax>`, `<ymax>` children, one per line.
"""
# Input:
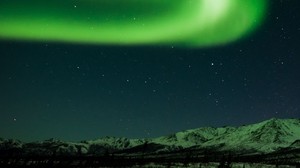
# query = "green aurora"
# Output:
<box><xmin>0</xmin><ymin>0</ymin><xmax>268</xmax><ymax>47</ymax></box>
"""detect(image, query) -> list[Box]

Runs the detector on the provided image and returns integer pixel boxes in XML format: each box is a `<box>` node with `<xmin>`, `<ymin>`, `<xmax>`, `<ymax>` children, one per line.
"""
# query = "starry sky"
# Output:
<box><xmin>0</xmin><ymin>0</ymin><xmax>299</xmax><ymax>142</ymax></box>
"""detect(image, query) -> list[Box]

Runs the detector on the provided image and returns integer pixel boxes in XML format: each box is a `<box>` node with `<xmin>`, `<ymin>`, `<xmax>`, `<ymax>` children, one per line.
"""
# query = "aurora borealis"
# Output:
<box><xmin>0</xmin><ymin>0</ymin><xmax>300</xmax><ymax>142</ymax></box>
<box><xmin>0</xmin><ymin>0</ymin><xmax>267</xmax><ymax>47</ymax></box>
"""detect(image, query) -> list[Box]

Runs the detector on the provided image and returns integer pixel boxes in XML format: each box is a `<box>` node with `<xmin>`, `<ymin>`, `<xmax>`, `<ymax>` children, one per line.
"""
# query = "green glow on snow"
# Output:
<box><xmin>0</xmin><ymin>0</ymin><xmax>268</xmax><ymax>47</ymax></box>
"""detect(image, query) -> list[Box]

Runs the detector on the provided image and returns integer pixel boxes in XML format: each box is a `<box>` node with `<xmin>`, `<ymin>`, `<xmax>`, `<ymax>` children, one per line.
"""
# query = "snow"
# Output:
<box><xmin>127</xmin><ymin>118</ymin><xmax>300</xmax><ymax>153</ymax></box>
<box><xmin>1</xmin><ymin>118</ymin><xmax>299</xmax><ymax>155</ymax></box>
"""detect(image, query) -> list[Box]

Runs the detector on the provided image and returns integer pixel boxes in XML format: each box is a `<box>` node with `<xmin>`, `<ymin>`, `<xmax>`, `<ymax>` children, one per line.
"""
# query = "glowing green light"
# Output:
<box><xmin>0</xmin><ymin>0</ymin><xmax>267</xmax><ymax>47</ymax></box>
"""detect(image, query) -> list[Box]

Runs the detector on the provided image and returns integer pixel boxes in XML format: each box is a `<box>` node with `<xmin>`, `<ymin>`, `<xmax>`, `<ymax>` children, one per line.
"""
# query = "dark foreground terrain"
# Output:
<box><xmin>1</xmin><ymin>149</ymin><xmax>299</xmax><ymax>168</ymax></box>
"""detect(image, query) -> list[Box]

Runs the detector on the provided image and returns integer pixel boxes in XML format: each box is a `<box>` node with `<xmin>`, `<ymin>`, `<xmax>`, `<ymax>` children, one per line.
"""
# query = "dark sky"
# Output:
<box><xmin>0</xmin><ymin>0</ymin><xmax>299</xmax><ymax>142</ymax></box>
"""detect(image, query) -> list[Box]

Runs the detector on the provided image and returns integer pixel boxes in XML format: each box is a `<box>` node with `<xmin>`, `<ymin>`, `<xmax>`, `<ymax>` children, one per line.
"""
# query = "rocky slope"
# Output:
<box><xmin>1</xmin><ymin>118</ymin><xmax>299</xmax><ymax>156</ymax></box>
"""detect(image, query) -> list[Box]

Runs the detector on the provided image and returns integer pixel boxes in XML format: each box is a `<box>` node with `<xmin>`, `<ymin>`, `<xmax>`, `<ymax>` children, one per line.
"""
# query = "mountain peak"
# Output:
<box><xmin>1</xmin><ymin>118</ymin><xmax>299</xmax><ymax>156</ymax></box>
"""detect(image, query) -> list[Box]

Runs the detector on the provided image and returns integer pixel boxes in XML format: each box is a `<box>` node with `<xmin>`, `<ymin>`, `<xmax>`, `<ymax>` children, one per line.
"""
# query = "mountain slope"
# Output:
<box><xmin>199</xmin><ymin>118</ymin><xmax>300</xmax><ymax>152</ymax></box>
<box><xmin>0</xmin><ymin>118</ymin><xmax>299</xmax><ymax>156</ymax></box>
<box><xmin>152</xmin><ymin>118</ymin><xmax>300</xmax><ymax>153</ymax></box>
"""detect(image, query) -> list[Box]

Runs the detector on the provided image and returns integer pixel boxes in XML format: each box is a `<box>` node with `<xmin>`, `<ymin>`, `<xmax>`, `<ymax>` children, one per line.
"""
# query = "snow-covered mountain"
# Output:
<box><xmin>1</xmin><ymin>118</ymin><xmax>299</xmax><ymax>156</ymax></box>
<box><xmin>192</xmin><ymin>118</ymin><xmax>300</xmax><ymax>152</ymax></box>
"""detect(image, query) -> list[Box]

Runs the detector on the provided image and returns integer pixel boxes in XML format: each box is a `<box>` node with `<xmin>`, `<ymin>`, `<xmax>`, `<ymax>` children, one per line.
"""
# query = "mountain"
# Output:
<box><xmin>1</xmin><ymin>118</ymin><xmax>299</xmax><ymax>156</ymax></box>
<box><xmin>197</xmin><ymin>118</ymin><xmax>300</xmax><ymax>152</ymax></box>
<box><xmin>151</xmin><ymin>118</ymin><xmax>300</xmax><ymax>153</ymax></box>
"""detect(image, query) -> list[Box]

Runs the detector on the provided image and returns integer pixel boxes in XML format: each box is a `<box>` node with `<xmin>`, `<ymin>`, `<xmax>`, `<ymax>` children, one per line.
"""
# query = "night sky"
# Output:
<box><xmin>0</xmin><ymin>0</ymin><xmax>299</xmax><ymax>142</ymax></box>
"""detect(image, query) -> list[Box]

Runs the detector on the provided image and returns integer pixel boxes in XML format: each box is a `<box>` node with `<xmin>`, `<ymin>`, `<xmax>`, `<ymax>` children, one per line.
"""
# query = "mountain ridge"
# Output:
<box><xmin>1</xmin><ymin>118</ymin><xmax>299</xmax><ymax>156</ymax></box>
